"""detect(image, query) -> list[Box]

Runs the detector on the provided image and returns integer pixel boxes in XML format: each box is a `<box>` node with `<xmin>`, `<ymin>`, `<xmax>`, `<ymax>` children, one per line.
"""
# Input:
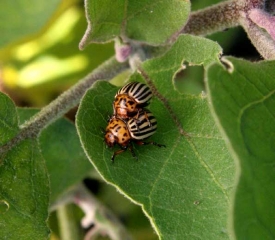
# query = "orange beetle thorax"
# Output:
<box><xmin>113</xmin><ymin>94</ymin><xmax>138</xmax><ymax>118</ymax></box>
<box><xmin>105</xmin><ymin>117</ymin><xmax>131</xmax><ymax>147</ymax></box>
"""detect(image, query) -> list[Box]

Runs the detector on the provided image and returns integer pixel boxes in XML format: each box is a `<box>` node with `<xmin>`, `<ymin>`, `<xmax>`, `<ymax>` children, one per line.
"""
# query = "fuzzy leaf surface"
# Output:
<box><xmin>206</xmin><ymin>58</ymin><xmax>275</xmax><ymax>240</ymax></box>
<box><xmin>0</xmin><ymin>0</ymin><xmax>61</xmax><ymax>48</ymax></box>
<box><xmin>0</xmin><ymin>95</ymin><xmax>49</xmax><ymax>240</ymax></box>
<box><xmin>0</xmin><ymin>93</ymin><xmax>19</xmax><ymax>145</ymax></box>
<box><xmin>80</xmin><ymin>0</ymin><xmax>190</xmax><ymax>48</ymax></box>
<box><xmin>18</xmin><ymin>108</ymin><xmax>92</xmax><ymax>204</ymax></box>
<box><xmin>77</xmin><ymin>35</ymin><xmax>235</xmax><ymax>239</ymax></box>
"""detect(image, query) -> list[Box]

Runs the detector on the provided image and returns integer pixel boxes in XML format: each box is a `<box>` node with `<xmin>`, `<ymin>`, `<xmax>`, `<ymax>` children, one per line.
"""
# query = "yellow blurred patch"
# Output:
<box><xmin>14</xmin><ymin>7</ymin><xmax>81</xmax><ymax>62</ymax></box>
<box><xmin>17</xmin><ymin>55</ymin><xmax>88</xmax><ymax>87</ymax></box>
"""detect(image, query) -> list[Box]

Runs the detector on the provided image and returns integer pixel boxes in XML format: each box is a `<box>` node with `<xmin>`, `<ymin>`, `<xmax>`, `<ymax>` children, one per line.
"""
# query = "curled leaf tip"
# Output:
<box><xmin>220</xmin><ymin>57</ymin><xmax>234</xmax><ymax>73</ymax></box>
<box><xmin>79</xmin><ymin>25</ymin><xmax>92</xmax><ymax>51</ymax></box>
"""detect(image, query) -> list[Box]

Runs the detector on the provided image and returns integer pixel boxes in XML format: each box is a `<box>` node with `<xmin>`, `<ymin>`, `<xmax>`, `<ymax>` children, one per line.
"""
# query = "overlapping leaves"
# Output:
<box><xmin>0</xmin><ymin>95</ymin><xmax>50</xmax><ymax>240</ymax></box>
<box><xmin>207</xmin><ymin>58</ymin><xmax>275</xmax><ymax>239</ymax></box>
<box><xmin>77</xmin><ymin>35</ymin><xmax>235</xmax><ymax>239</ymax></box>
<box><xmin>79</xmin><ymin>0</ymin><xmax>190</xmax><ymax>48</ymax></box>
<box><xmin>0</xmin><ymin>97</ymin><xmax>91</xmax><ymax>240</ymax></box>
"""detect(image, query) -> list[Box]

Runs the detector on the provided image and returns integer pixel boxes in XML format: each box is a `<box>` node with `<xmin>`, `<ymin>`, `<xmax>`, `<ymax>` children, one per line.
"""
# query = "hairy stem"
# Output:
<box><xmin>21</xmin><ymin>57</ymin><xmax>128</xmax><ymax>131</ymax></box>
<box><xmin>51</xmin><ymin>183</ymin><xmax>132</xmax><ymax>240</ymax></box>
<box><xmin>57</xmin><ymin>204</ymin><xmax>82</xmax><ymax>240</ymax></box>
<box><xmin>181</xmin><ymin>0</ymin><xmax>275</xmax><ymax>59</ymax></box>
<box><xmin>240</xmin><ymin>17</ymin><xmax>275</xmax><ymax>59</ymax></box>
<box><xmin>183</xmin><ymin>0</ymin><xmax>240</xmax><ymax>36</ymax></box>
<box><xmin>182</xmin><ymin>0</ymin><xmax>266</xmax><ymax>36</ymax></box>
<box><xmin>0</xmin><ymin>57</ymin><xmax>129</xmax><ymax>154</ymax></box>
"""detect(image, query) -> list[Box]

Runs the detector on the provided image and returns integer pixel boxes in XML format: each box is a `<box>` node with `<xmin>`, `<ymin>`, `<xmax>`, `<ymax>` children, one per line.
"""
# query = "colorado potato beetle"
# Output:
<box><xmin>104</xmin><ymin>109</ymin><xmax>165</xmax><ymax>162</ymax></box>
<box><xmin>113</xmin><ymin>82</ymin><xmax>152</xmax><ymax>119</ymax></box>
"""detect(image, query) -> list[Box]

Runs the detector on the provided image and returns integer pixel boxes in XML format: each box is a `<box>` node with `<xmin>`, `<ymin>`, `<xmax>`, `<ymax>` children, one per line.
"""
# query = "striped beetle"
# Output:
<box><xmin>113</xmin><ymin>82</ymin><xmax>152</xmax><ymax>119</ymax></box>
<box><xmin>104</xmin><ymin>109</ymin><xmax>165</xmax><ymax>162</ymax></box>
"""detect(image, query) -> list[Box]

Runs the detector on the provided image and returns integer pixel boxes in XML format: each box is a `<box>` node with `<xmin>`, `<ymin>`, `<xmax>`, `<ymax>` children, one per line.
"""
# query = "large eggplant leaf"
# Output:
<box><xmin>77</xmin><ymin>35</ymin><xmax>235</xmax><ymax>239</ymax></box>
<box><xmin>206</xmin><ymin>58</ymin><xmax>275</xmax><ymax>240</ymax></box>
<box><xmin>80</xmin><ymin>0</ymin><xmax>190</xmax><ymax>48</ymax></box>
<box><xmin>0</xmin><ymin>94</ymin><xmax>50</xmax><ymax>240</ymax></box>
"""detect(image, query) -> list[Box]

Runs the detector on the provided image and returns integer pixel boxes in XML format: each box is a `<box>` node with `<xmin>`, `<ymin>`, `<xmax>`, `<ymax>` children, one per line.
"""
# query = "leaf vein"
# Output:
<box><xmin>187</xmin><ymin>139</ymin><xmax>230</xmax><ymax>202</ymax></box>
<box><xmin>148</xmin><ymin>134</ymin><xmax>182</xmax><ymax>214</ymax></box>
<box><xmin>238</xmin><ymin>89</ymin><xmax>275</xmax><ymax>123</ymax></box>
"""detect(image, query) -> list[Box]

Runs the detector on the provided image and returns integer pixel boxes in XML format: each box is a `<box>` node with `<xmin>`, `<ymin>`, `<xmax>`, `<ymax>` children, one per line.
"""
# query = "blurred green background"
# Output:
<box><xmin>0</xmin><ymin>0</ymin><xmax>259</xmax><ymax>107</ymax></box>
<box><xmin>0</xmin><ymin>0</ymin><xmax>260</xmax><ymax>239</ymax></box>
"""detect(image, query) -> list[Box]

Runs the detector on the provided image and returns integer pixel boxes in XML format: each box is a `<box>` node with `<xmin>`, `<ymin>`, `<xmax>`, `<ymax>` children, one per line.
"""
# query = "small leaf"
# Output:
<box><xmin>0</xmin><ymin>93</ymin><xmax>19</xmax><ymax>145</ymax></box>
<box><xmin>77</xmin><ymin>35</ymin><xmax>234</xmax><ymax>239</ymax></box>
<box><xmin>80</xmin><ymin>0</ymin><xmax>190</xmax><ymax>48</ymax></box>
<box><xmin>0</xmin><ymin>0</ymin><xmax>61</xmax><ymax>48</ymax></box>
<box><xmin>40</xmin><ymin>119</ymin><xmax>92</xmax><ymax>204</ymax></box>
<box><xmin>0</xmin><ymin>139</ymin><xmax>50</xmax><ymax>240</ymax></box>
<box><xmin>17</xmin><ymin>108</ymin><xmax>92</xmax><ymax>204</ymax></box>
<box><xmin>0</xmin><ymin>94</ymin><xmax>49</xmax><ymax>240</ymax></box>
<box><xmin>206</xmin><ymin>57</ymin><xmax>275</xmax><ymax>239</ymax></box>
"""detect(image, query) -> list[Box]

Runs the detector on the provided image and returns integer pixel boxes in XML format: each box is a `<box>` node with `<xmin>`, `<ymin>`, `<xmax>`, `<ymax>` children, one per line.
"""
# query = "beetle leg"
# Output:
<box><xmin>135</xmin><ymin>109</ymin><xmax>140</xmax><ymax>119</ymax></box>
<box><xmin>135</xmin><ymin>140</ymin><xmax>166</xmax><ymax>148</ymax></box>
<box><xmin>107</xmin><ymin>115</ymin><xmax>112</xmax><ymax>121</ymax></box>
<box><xmin>143</xmin><ymin>111</ymin><xmax>152</xmax><ymax>128</ymax></box>
<box><xmin>111</xmin><ymin>149</ymin><xmax>126</xmax><ymax>163</ymax></box>
<box><xmin>112</xmin><ymin>104</ymin><xmax>117</xmax><ymax>115</ymax></box>
<box><xmin>128</xmin><ymin>143</ymin><xmax>138</xmax><ymax>161</ymax></box>
<box><xmin>132</xmin><ymin>111</ymin><xmax>141</xmax><ymax>132</ymax></box>
<box><xmin>135</xmin><ymin>119</ymin><xmax>141</xmax><ymax>133</ymax></box>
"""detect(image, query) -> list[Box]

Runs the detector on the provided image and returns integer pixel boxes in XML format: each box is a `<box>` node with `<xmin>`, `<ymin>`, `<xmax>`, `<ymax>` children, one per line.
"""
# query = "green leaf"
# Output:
<box><xmin>40</xmin><ymin>119</ymin><xmax>92</xmax><ymax>204</ymax></box>
<box><xmin>0</xmin><ymin>95</ymin><xmax>50</xmax><ymax>240</ymax></box>
<box><xmin>0</xmin><ymin>140</ymin><xmax>50</xmax><ymax>240</ymax></box>
<box><xmin>17</xmin><ymin>108</ymin><xmax>92</xmax><ymax>204</ymax></box>
<box><xmin>80</xmin><ymin>0</ymin><xmax>190</xmax><ymax>48</ymax></box>
<box><xmin>77</xmin><ymin>35</ymin><xmax>234</xmax><ymax>239</ymax></box>
<box><xmin>206</xmin><ymin>58</ymin><xmax>275</xmax><ymax>239</ymax></box>
<box><xmin>0</xmin><ymin>93</ymin><xmax>19</xmax><ymax>145</ymax></box>
<box><xmin>0</xmin><ymin>0</ymin><xmax>61</xmax><ymax>48</ymax></box>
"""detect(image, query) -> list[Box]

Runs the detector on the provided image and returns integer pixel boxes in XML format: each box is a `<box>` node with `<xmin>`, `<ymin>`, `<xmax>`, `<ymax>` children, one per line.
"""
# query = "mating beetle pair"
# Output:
<box><xmin>104</xmin><ymin>82</ymin><xmax>165</xmax><ymax>162</ymax></box>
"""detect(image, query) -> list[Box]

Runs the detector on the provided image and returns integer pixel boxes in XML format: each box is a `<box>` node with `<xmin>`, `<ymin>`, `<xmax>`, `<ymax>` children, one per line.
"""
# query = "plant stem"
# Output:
<box><xmin>180</xmin><ymin>0</ymin><xmax>275</xmax><ymax>59</ymax></box>
<box><xmin>182</xmin><ymin>0</ymin><xmax>240</xmax><ymax>36</ymax></box>
<box><xmin>51</xmin><ymin>183</ymin><xmax>132</xmax><ymax>240</ymax></box>
<box><xmin>181</xmin><ymin>0</ymin><xmax>266</xmax><ymax>36</ymax></box>
<box><xmin>240</xmin><ymin>16</ymin><xmax>275</xmax><ymax>59</ymax></box>
<box><xmin>57</xmin><ymin>204</ymin><xmax>82</xmax><ymax>240</ymax></box>
<box><xmin>21</xmin><ymin>57</ymin><xmax>128</xmax><ymax>131</ymax></box>
<box><xmin>0</xmin><ymin>57</ymin><xmax>129</xmax><ymax>154</ymax></box>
